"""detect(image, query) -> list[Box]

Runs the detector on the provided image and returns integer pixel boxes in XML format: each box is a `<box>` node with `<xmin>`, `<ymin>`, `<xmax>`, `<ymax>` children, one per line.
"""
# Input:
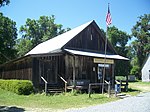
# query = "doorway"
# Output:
<box><xmin>39</xmin><ymin>59</ymin><xmax>57</xmax><ymax>84</ymax></box>
<box><xmin>97</xmin><ymin>64</ymin><xmax>111</xmax><ymax>82</ymax></box>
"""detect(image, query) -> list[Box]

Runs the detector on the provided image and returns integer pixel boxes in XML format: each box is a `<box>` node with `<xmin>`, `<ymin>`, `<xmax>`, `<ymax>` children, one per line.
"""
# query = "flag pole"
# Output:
<box><xmin>102</xmin><ymin>26</ymin><xmax>108</xmax><ymax>94</ymax></box>
<box><xmin>102</xmin><ymin>3</ymin><xmax>111</xmax><ymax>94</ymax></box>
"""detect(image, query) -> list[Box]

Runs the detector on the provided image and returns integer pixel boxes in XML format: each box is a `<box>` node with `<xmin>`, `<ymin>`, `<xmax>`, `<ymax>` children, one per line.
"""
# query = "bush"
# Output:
<box><xmin>0</xmin><ymin>80</ymin><xmax>34</xmax><ymax>95</ymax></box>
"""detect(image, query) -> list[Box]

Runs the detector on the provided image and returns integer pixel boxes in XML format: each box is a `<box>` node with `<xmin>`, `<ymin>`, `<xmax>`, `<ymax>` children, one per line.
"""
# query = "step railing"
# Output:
<box><xmin>41</xmin><ymin>76</ymin><xmax>48</xmax><ymax>95</ymax></box>
<box><xmin>88</xmin><ymin>81</ymin><xmax>111</xmax><ymax>98</ymax></box>
<box><xmin>115</xmin><ymin>80</ymin><xmax>120</xmax><ymax>84</ymax></box>
<box><xmin>58</xmin><ymin>75</ymin><xmax>67</xmax><ymax>92</ymax></box>
<box><xmin>105</xmin><ymin>80</ymin><xmax>111</xmax><ymax>97</ymax></box>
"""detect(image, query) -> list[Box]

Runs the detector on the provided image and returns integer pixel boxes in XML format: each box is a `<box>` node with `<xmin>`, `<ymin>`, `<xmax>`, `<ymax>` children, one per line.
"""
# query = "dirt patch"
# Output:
<box><xmin>130</xmin><ymin>84</ymin><xmax>150</xmax><ymax>92</ymax></box>
<box><xmin>25</xmin><ymin>108</ymin><xmax>65</xmax><ymax>112</ymax></box>
<box><xmin>137</xmin><ymin>86</ymin><xmax>150</xmax><ymax>92</ymax></box>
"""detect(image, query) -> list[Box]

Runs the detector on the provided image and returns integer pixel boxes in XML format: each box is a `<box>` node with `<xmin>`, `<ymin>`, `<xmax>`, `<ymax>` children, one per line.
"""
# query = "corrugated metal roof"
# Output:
<box><xmin>65</xmin><ymin>49</ymin><xmax>129</xmax><ymax>60</ymax></box>
<box><xmin>26</xmin><ymin>20</ymin><xmax>94</xmax><ymax>55</ymax></box>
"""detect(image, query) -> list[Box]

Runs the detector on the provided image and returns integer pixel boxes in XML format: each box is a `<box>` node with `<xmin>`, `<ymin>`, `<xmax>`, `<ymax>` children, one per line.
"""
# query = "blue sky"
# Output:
<box><xmin>1</xmin><ymin>0</ymin><xmax>150</xmax><ymax>38</ymax></box>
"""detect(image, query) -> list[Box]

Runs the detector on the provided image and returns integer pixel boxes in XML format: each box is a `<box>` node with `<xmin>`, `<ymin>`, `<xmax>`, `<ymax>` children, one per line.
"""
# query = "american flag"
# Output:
<box><xmin>106</xmin><ymin>4</ymin><xmax>112</xmax><ymax>26</ymax></box>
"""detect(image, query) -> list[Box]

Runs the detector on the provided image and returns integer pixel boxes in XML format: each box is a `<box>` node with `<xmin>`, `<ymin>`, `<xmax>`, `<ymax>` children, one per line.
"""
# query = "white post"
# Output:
<box><xmin>41</xmin><ymin>76</ymin><xmax>48</xmax><ymax>95</ymax></box>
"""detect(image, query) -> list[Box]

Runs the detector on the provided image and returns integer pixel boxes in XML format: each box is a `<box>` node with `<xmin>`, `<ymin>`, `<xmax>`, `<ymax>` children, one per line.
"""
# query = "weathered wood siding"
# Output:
<box><xmin>0</xmin><ymin>21</ymin><xmax>117</xmax><ymax>90</ymax></box>
<box><xmin>64</xmin><ymin>24</ymin><xmax>116</xmax><ymax>55</ymax></box>
<box><xmin>65</xmin><ymin>54</ymin><xmax>115</xmax><ymax>87</ymax></box>
<box><xmin>65</xmin><ymin>54</ymin><xmax>98</xmax><ymax>84</ymax></box>
<box><xmin>0</xmin><ymin>57</ymin><xmax>32</xmax><ymax>80</ymax></box>
<box><xmin>31</xmin><ymin>54</ymin><xmax>65</xmax><ymax>88</ymax></box>
<box><xmin>0</xmin><ymin>54</ymin><xmax>66</xmax><ymax>89</ymax></box>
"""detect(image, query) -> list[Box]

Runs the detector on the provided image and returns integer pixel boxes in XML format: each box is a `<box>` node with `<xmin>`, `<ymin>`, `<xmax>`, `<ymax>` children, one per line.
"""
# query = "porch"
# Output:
<box><xmin>36</xmin><ymin>52</ymin><xmax>119</xmax><ymax>94</ymax></box>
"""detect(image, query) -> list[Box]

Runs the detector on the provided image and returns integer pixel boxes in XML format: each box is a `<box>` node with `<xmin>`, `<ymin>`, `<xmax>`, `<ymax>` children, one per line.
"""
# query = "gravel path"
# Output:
<box><xmin>65</xmin><ymin>92</ymin><xmax>150</xmax><ymax>112</ymax></box>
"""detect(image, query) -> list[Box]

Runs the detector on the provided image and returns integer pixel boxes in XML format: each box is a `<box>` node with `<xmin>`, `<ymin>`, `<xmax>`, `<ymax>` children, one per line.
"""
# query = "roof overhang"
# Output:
<box><xmin>64</xmin><ymin>49</ymin><xmax>129</xmax><ymax>60</ymax></box>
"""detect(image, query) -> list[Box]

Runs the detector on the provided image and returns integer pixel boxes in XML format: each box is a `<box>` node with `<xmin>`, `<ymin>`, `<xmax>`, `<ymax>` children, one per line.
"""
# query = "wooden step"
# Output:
<box><xmin>39</xmin><ymin>84</ymin><xmax>63</xmax><ymax>94</ymax></box>
<box><xmin>110</xmin><ymin>90</ymin><xmax>115</xmax><ymax>94</ymax></box>
<box><xmin>117</xmin><ymin>93</ymin><xmax>131</xmax><ymax>99</ymax></box>
<box><xmin>47</xmin><ymin>88</ymin><xmax>63</xmax><ymax>94</ymax></box>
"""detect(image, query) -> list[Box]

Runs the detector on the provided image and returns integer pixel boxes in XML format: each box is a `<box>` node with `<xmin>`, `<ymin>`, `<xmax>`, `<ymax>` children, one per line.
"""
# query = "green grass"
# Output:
<box><xmin>115</xmin><ymin>76</ymin><xmax>126</xmax><ymax>81</ymax></box>
<box><xmin>0</xmin><ymin>89</ymin><xmax>118</xmax><ymax>109</ymax></box>
<box><xmin>1</xmin><ymin>81</ymin><xmax>149</xmax><ymax>110</ymax></box>
<box><xmin>124</xmin><ymin>88</ymin><xmax>140</xmax><ymax>96</ymax></box>
<box><xmin>128</xmin><ymin>81</ymin><xmax>150</xmax><ymax>92</ymax></box>
<box><xmin>124</xmin><ymin>81</ymin><xmax>150</xmax><ymax>96</ymax></box>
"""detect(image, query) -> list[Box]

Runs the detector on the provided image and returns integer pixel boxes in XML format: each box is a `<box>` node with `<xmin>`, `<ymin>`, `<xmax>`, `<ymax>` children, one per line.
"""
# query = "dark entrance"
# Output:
<box><xmin>39</xmin><ymin>59</ymin><xmax>58</xmax><ymax>84</ymax></box>
<box><xmin>97</xmin><ymin>64</ymin><xmax>112</xmax><ymax>82</ymax></box>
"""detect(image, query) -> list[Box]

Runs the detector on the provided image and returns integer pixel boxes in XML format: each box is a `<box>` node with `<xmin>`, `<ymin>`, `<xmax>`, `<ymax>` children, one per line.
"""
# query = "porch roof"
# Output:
<box><xmin>64</xmin><ymin>49</ymin><xmax>129</xmax><ymax>60</ymax></box>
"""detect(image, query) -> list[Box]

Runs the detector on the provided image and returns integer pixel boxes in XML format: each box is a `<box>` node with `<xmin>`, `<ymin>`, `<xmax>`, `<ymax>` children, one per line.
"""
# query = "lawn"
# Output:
<box><xmin>0</xmin><ymin>89</ymin><xmax>118</xmax><ymax>109</ymax></box>
<box><xmin>126</xmin><ymin>81</ymin><xmax>150</xmax><ymax>96</ymax></box>
<box><xmin>128</xmin><ymin>81</ymin><xmax>150</xmax><ymax>92</ymax></box>
<box><xmin>0</xmin><ymin>81</ymin><xmax>149</xmax><ymax>110</ymax></box>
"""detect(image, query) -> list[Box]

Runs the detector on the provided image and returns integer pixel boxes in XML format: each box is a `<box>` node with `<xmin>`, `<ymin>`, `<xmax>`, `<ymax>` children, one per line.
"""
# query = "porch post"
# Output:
<box><xmin>73</xmin><ymin>55</ymin><xmax>76</xmax><ymax>88</ymax></box>
<box><xmin>112</xmin><ymin>64</ymin><xmax>115</xmax><ymax>89</ymax></box>
<box><xmin>126</xmin><ymin>72</ymin><xmax>128</xmax><ymax>91</ymax></box>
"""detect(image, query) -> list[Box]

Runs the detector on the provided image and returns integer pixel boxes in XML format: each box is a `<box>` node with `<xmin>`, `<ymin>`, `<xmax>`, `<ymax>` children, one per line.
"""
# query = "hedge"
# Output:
<box><xmin>0</xmin><ymin>79</ymin><xmax>34</xmax><ymax>95</ymax></box>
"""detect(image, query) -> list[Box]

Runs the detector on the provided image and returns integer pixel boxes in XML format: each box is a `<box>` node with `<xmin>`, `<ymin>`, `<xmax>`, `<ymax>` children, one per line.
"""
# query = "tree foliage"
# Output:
<box><xmin>15</xmin><ymin>38</ymin><xmax>32</xmax><ymax>57</ymax></box>
<box><xmin>16</xmin><ymin>15</ymin><xmax>70</xmax><ymax>57</ymax></box>
<box><xmin>0</xmin><ymin>13</ymin><xmax>17</xmax><ymax>64</ymax></box>
<box><xmin>131</xmin><ymin>14</ymin><xmax>150</xmax><ymax>63</ymax></box>
<box><xmin>108</xmin><ymin>26</ymin><xmax>131</xmax><ymax>76</ymax></box>
<box><xmin>130</xmin><ymin>14</ymin><xmax>150</xmax><ymax>78</ymax></box>
<box><xmin>108</xmin><ymin>26</ymin><xmax>131</xmax><ymax>56</ymax></box>
<box><xmin>0</xmin><ymin>0</ymin><xmax>10</xmax><ymax>7</ymax></box>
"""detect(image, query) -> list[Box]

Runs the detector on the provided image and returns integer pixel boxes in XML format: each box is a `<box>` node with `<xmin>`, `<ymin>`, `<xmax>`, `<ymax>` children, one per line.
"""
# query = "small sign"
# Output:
<box><xmin>94</xmin><ymin>58</ymin><xmax>114</xmax><ymax>64</ymax></box>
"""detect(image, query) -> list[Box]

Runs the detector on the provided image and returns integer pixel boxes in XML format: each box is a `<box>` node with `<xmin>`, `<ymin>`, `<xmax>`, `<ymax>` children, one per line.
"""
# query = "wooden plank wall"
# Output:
<box><xmin>65</xmin><ymin>54</ymin><xmax>115</xmax><ymax>87</ymax></box>
<box><xmin>32</xmin><ymin>54</ymin><xmax>65</xmax><ymax>88</ymax></box>
<box><xmin>0</xmin><ymin>54</ymin><xmax>65</xmax><ymax>89</ymax></box>
<box><xmin>65</xmin><ymin>54</ymin><xmax>98</xmax><ymax>84</ymax></box>
<box><xmin>0</xmin><ymin>57</ymin><xmax>32</xmax><ymax>80</ymax></box>
<box><xmin>64</xmin><ymin>25</ymin><xmax>115</xmax><ymax>55</ymax></box>
<box><xmin>0</xmin><ymin>68</ymin><xmax>32</xmax><ymax>80</ymax></box>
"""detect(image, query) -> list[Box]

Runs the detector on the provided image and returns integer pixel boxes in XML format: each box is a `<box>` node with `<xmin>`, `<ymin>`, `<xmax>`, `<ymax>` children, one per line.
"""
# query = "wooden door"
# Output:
<box><xmin>39</xmin><ymin>60</ymin><xmax>57</xmax><ymax>84</ymax></box>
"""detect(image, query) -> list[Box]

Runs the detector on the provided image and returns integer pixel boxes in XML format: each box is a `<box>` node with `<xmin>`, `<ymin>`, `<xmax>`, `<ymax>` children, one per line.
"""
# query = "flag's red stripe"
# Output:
<box><xmin>106</xmin><ymin>6</ymin><xmax>112</xmax><ymax>26</ymax></box>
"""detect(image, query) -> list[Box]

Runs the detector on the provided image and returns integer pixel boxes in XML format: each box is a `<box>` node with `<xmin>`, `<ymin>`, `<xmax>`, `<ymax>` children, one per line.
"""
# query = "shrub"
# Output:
<box><xmin>0</xmin><ymin>80</ymin><xmax>34</xmax><ymax>95</ymax></box>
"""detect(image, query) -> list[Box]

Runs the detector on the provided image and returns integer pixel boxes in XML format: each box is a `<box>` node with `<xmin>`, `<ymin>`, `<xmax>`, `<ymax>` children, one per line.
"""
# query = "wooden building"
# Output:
<box><xmin>0</xmin><ymin>20</ymin><xmax>129</xmax><ymax>92</ymax></box>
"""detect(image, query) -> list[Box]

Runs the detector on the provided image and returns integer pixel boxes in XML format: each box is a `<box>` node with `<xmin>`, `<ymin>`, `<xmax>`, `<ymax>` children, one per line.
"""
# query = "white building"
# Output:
<box><xmin>141</xmin><ymin>54</ymin><xmax>150</xmax><ymax>82</ymax></box>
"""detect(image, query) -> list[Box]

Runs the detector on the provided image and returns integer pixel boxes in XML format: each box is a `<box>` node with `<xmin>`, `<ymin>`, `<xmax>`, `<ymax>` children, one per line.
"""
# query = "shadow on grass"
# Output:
<box><xmin>0</xmin><ymin>106</ymin><xmax>25</xmax><ymax>112</ymax></box>
<box><xmin>127</xmin><ymin>88</ymin><xmax>140</xmax><ymax>92</ymax></box>
<box><xmin>128</xmin><ymin>80</ymin><xmax>139</xmax><ymax>83</ymax></box>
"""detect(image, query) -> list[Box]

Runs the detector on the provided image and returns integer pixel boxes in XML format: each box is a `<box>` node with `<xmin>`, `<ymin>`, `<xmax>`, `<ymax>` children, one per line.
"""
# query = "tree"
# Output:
<box><xmin>108</xmin><ymin>26</ymin><xmax>131</xmax><ymax>76</ymax></box>
<box><xmin>17</xmin><ymin>15</ymin><xmax>70</xmax><ymax>56</ymax></box>
<box><xmin>15</xmin><ymin>38</ymin><xmax>32</xmax><ymax>57</ymax></box>
<box><xmin>0</xmin><ymin>0</ymin><xmax>10</xmax><ymax>7</ymax></box>
<box><xmin>130</xmin><ymin>14</ymin><xmax>150</xmax><ymax>79</ymax></box>
<box><xmin>0</xmin><ymin>13</ymin><xmax>17</xmax><ymax>64</ymax></box>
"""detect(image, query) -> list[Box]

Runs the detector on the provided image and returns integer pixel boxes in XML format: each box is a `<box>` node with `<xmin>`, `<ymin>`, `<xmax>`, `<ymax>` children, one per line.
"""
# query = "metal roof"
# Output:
<box><xmin>26</xmin><ymin>20</ymin><xmax>94</xmax><ymax>55</ymax></box>
<box><xmin>64</xmin><ymin>49</ymin><xmax>129</xmax><ymax>60</ymax></box>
